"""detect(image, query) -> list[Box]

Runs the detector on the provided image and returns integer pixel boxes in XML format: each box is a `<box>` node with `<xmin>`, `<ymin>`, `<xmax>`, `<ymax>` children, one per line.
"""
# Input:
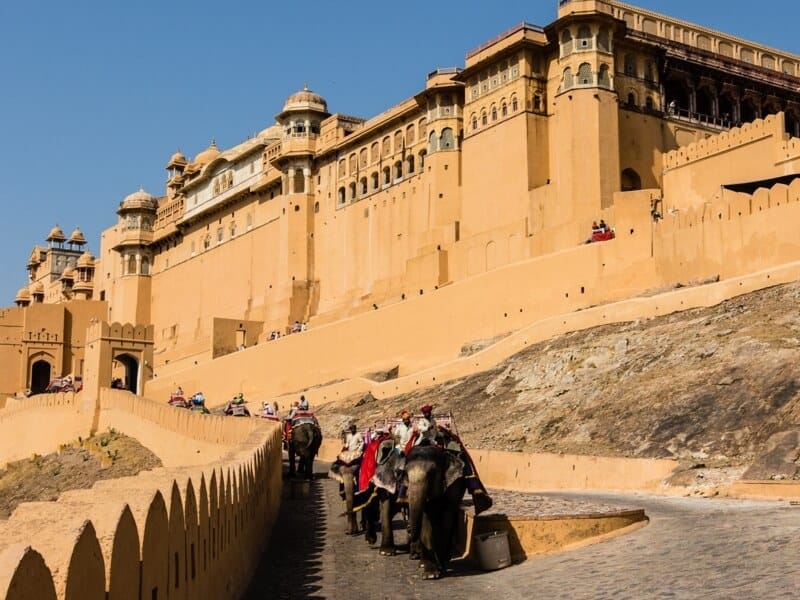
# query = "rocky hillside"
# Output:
<box><xmin>316</xmin><ymin>281</ymin><xmax>800</xmax><ymax>484</ymax></box>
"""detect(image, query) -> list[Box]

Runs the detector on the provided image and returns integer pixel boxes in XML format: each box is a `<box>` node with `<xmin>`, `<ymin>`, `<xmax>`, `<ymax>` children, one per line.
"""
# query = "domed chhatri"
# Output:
<box><xmin>46</xmin><ymin>225</ymin><xmax>66</xmax><ymax>243</ymax></box>
<box><xmin>68</xmin><ymin>227</ymin><xmax>87</xmax><ymax>246</ymax></box>
<box><xmin>193</xmin><ymin>140</ymin><xmax>221</xmax><ymax>166</ymax></box>
<box><xmin>168</xmin><ymin>150</ymin><xmax>187</xmax><ymax>164</ymax></box>
<box><xmin>77</xmin><ymin>251</ymin><xmax>94</xmax><ymax>268</ymax></box>
<box><xmin>281</xmin><ymin>85</ymin><xmax>328</xmax><ymax>114</ymax></box>
<box><xmin>119</xmin><ymin>187</ymin><xmax>158</xmax><ymax>212</ymax></box>
<box><xmin>61</xmin><ymin>266</ymin><xmax>75</xmax><ymax>279</ymax></box>
<box><xmin>31</xmin><ymin>281</ymin><xmax>44</xmax><ymax>294</ymax></box>
<box><xmin>14</xmin><ymin>287</ymin><xmax>30</xmax><ymax>302</ymax></box>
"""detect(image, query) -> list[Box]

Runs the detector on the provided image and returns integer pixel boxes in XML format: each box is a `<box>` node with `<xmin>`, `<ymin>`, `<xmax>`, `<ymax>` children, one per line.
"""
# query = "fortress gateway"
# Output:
<box><xmin>4</xmin><ymin>0</ymin><xmax>800</xmax><ymax>401</ymax></box>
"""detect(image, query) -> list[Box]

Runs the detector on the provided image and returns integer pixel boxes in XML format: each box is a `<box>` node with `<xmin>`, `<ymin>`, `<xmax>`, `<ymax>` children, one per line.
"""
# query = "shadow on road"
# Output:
<box><xmin>244</xmin><ymin>460</ymin><xmax>328</xmax><ymax>599</ymax></box>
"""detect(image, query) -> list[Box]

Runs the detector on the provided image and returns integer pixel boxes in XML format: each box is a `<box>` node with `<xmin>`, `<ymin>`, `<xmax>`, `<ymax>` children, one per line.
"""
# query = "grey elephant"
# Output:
<box><xmin>363</xmin><ymin>436</ymin><xmax>405</xmax><ymax>555</ymax></box>
<box><xmin>288</xmin><ymin>421</ymin><xmax>322</xmax><ymax>480</ymax></box>
<box><xmin>403</xmin><ymin>444</ymin><xmax>467</xmax><ymax>580</ymax></box>
<box><xmin>328</xmin><ymin>451</ymin><xmax>364</xmax><ymax>535</ymax></box>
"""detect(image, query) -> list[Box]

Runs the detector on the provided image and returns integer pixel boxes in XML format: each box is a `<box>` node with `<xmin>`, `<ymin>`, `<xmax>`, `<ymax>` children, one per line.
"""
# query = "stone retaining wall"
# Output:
<box><xmin>0</xmin><ymin>391</ymin><xmax>283</xmax><ymax>600</ymax></box>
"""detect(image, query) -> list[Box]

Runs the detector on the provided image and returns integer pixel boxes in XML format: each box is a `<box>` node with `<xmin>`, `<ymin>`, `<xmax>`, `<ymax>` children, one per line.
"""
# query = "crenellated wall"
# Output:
<box><xmin>0</xmin><ymin>390</ymin><xmax>282</xmax><ymax>600</ymax></box>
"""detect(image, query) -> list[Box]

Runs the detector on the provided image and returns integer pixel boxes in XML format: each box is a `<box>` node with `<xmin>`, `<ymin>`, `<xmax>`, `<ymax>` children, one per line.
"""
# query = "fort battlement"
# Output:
<box><xmin>0</xmin><ymin>389</ymin><xmax>281</xmax><ymax>600</ymax></box>
<box><xmin>663</xmin><ymin>114</ymin><xmax>783</xmax><ymax>170</ymax></box>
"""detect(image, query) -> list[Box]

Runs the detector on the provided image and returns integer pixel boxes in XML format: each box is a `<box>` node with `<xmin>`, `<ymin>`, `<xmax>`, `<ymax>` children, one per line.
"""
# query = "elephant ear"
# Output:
<box><xmin>328</xmin><ymin>462</ymin><xmax>345</xmax><ymax>484</ymax></box>
<box><xmin>444</xmin><ymin>453</ymin><xmax>465</xmax><ymax>490</ymax></box>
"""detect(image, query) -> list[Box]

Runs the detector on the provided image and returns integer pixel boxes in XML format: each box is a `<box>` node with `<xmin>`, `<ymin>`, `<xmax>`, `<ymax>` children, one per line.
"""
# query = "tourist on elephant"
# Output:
<box><xmin>342</xmin><ymin>422</ymin><xmax>365</xmax><ymax>454</ymax></box>
<box><xmin>415</xmin><ymin>404</ymin><xmax>437</xmax><ymax>446</ymax></box>
<box><xmin>393</xmin><ymin>410</ymin><xmax>414</xmax><ymax>454</ymax></box>
<box><xmin>298</xmin><ymin>394</ymin><xmax>309</xmax><ymax>410</ymax></box>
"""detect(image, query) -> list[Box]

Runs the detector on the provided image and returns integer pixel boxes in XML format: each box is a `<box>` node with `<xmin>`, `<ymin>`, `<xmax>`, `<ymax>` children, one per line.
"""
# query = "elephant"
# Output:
<box><xmin>288</xmin><ymin>422</ymin><xmax>322</xmax><ymax>480</ymax></box>
<box><xmin>403</xmin><ymin>444</ymin><xmax>467</xmax><ymax>580</ymax></box>
<box><xmin>363</xmin><ymin>437</ymin><xmax>405</xmax><ymax>556</ymax></box>
<box><xmin>328</xmin><ymin>452</ymin><xmax>363</xmax><ymax>535</ymax></box>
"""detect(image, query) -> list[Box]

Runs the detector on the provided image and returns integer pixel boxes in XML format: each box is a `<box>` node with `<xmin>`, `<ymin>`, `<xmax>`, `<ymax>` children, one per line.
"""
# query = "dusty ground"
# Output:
<box><xmin>0</xmin><ymin>429</ymin><xmax>162</xmax><ymax>519</ymax></box>
<box><xmin>316</xmin><ymin>281</ymin><xmax>800</xmax><ymax>490</ymax></box>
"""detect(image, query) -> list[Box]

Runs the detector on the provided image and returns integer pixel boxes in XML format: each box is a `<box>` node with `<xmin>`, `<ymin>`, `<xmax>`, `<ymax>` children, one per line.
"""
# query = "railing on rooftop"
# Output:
<box><xmin>465</xmin><ymin>22</ymin><xmax>544</xmax><ymax>59</ymax></box>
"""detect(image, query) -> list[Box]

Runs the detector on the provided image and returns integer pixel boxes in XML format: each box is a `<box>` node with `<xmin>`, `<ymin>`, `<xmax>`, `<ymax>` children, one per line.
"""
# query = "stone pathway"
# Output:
<box><xmin>246</xmin><ymin>462</ymin><xmax>800</xmax><ymax>599</ymax></box>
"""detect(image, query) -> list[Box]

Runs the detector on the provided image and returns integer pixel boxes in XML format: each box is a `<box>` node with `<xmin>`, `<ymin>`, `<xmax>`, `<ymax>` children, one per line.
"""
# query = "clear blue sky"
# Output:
<box><xmin>1</xmin><ymin>1</ymin><xmax>797</xmax><ymax>305</ymax></box>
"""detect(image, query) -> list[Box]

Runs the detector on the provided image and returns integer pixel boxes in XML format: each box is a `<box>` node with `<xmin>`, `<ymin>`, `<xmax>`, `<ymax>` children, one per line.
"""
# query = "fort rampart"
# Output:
<box><xmin>0</xmin><ymin>389</ymin><xmax>282</xmax><ymax>600</ymax></box>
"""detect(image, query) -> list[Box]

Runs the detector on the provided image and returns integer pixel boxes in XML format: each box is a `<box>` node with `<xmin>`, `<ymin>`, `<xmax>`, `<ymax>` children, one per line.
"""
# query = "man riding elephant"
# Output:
<box><xmin>328</xmin><ymin>423</ymin><xmax>366</xmax><ymax>535</ymax></box>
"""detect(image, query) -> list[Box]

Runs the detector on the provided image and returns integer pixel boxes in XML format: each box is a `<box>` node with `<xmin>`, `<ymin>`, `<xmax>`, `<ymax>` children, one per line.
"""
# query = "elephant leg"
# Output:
<box><xmin>419</xmin><ymin>511</ymin><xmax>443</xmax><ymax>579</ymax></box>
<box><xmin>379</xmin><ymin>495</ymin><xmax>396</xmax><ymax>556</ymax></box>
<box><xmin>343</xmin><ymin>474</ymin><xmax>360</xmax><ymax>535</ymax></box>
<box><xmin>288</xmin><ymin>448</ymin><xmax>296</xmax><ymax>476</ymax></box>
<box><xmin>306</xmin><ymin>455</ymin><xmax>315</xmax><ymax>480</ymax></box>
<box><xmin>364</xmin><ymin>502</ymin><xmax>378</xmax><ymax>546</ymax></box>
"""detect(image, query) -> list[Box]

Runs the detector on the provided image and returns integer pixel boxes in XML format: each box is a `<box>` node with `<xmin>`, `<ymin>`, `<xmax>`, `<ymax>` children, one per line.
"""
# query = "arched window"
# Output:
<box><xmin>360</xmin><ymin>177</ymin><xmax>368</xmax><ymax>195</ymax></box>
<box><xmin>597</xmin><ymin>27</ymin><xmax>610</xmax><ymax>52</ymax></box>
<box><xmin>481</xmin><ymin>112</ymin><xmax>488</xmax><ymax>125</ymax></box>
<box><xmin>418</xmin><ymin>149</ymin><xmax>427</xmax><ymax>169</ymax></box>
<box><xmin>598</xmin><ymin>64</ymin><xmax>610</xmax><ymax>88</ymax></box>
<box><xmin>216</xmin><ymin>227</ymin><xmax>223</xmax><ymax>243</ymax></box>
<box><xmin>577</xmin><ymin>25</ymin><xmax>592</xmax><ymax>50</ymax></box>
<box><xmin>621</xmin><ymin>168</ymin><xmax>642</xmax><ymax>191</ymax></box>
<box><xmin>382</xmin><ymin>136</ymin><xmax>391</xmax><ymax>156</ymax></box>
<box><xmin>428</xmin><ymin>130</ymin><xmax>438</xmax><ymax>153</ymax></box>
<box><xmin>578</xmin><ymin>63</ymin><xmax>592</xmax><ymax>85</ymax></box>
<box><xmin>141</xmin><ymin>256</ymin><xmax>150</xmax><ymax>275</ymax></box>
<box><xmin>562</xmin><ymin>67</ymin><xmax>573</xmax><ymax>90</ymax></box>
<box><xmin>338</xmin><ymin>159</ymin><xmax>346</xmax><ymax>178</ymax></box>
<box><xmin>440</xmin><ymin>128</ymin><xmax>454</xmax><ymax>149</ymax></box>
<box><xmin>230</xmin><ymin>221</ymin><xmax>237</xmax><ymax>238</ymax></box>
<box><xmin>418</xmin><ymin>117</ymin><xmax>427</xmax><ymax>140</ymax></box>
<box><xmin>348</xmin><ymin>182</ymin><xmax>356</xmax><ymax>200</ymax></box>
<box><xmin>394</xmin><ymin>131</ymin><xmax>404</xmax><ymax>151</ymax></box>
<box><xmin>624</xmin><ymin>54</ymin><xmax>637</xmax><ymax>76</ymax></box>
<box><xmin>359</xmin><ymin>148</ymin><xmax>368</xmax><ymax>168</ymax></box>
<box><xmin>370</xmin><ymin>142</ymin><xmax>380</xmax><ymax>163</ymax></box>
<box><xmin>338</xmin><ymin>187</ymin><xmax>346</xmax><ymax>205</ymax></box>
<box><xmin>203</xmin><ymin>235</ymin><xmax>211</xmax><ymax>250</ymax></box>
<box><xmin>407</xmin><ymin>154</ymin><xmax>415</xmax><ymax>174</ymax></box>
<box><xmin>627</xmin><ymin>91</ymin><xmax>637</xmax><ymax>106</ymax></box>
<box><xmin>383</xmin><ymin>166</ymin><xmax>391</xmax><ymax>185</ymax></box>
<box><xmin>491</xmin><ymin>106</ymin><xmax>498</xmax><ymax>121</ymax></box>
<box><xmin>502</xmin><ymin>103</ymin><xmax>508</xmax><ymax>117</ymax></box>
<box><xmin>406</xmin><ymin>124</ymin><xmax>416</xmax><ymax>144</ymax></box>
<box><xmin>645</xmin><ymin>96</ymin><xmax>654</xmax><ymax>110</ymax></box>
<box><xmin>349</xmin><ymin>154</ymin><xmax>357</xmax><ymax>175</ymax></box>
<box><xmin>472</xmin><ymin>115</ymin><xmax>478</xmax><ymax>130</ymax></box>
<box><xmin>394</xmin><ymin>161</ymin><xmax>403</xmax><ymax>179</ymax></box>
<box><xmin>127</xmin><ymin>254</ymin><xmax>136</xmax><ymax>274</ymax></box>
<box><xmin>512</xmin><ymin>96</ymin><xmax>519</xmax><ymax>112</ymax></box>
<box><xmin>246</xmin><ymin>213</ymin><xmax>253</xmax><ymax>231</ymax></box>
<box><xmin>560</xmin><ymin>29</ymin><xmax>573</xmax><ymax>56</ymax></box>
<box><xmin>371</xmin><ymin>172</ymin><xmax>379</xmax><ymax>190</ymax></box>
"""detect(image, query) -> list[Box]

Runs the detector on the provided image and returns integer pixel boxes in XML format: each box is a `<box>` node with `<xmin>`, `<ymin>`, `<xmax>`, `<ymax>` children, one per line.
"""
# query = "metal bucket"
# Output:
<box><xmin>473</xmin><ymin>530</ymin><xmax>511</xmax><ymax>571</ymax></box>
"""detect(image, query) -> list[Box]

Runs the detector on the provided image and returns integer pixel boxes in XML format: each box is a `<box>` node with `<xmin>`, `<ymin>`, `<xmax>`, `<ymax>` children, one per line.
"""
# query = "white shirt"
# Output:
<box><xmin>415</xmin><ymin>416</ymin><xmax>437</xmax><ymax>444</ymax></box>
<box><xmin>394</xmin><ymin>421</ymin><xmax>413</xmax><ymax>448</ymax></box>
<box><xmin>344</xmin><ymin>431</ymin><xmax>364</xmax><ymax>454</ymax></box>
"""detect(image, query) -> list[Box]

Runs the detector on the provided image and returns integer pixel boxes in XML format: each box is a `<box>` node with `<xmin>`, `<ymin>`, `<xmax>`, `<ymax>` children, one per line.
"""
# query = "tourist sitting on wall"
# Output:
<box><xmin>291</xmin><ymin>320</ymin><xmax>303</xmax><ymax>333</ymax></box>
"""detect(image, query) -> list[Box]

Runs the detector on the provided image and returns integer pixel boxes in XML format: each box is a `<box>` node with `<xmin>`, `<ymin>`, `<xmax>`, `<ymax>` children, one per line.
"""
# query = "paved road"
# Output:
<box><xmin>246</xmin><ymin>462</ymin><xmax>800</xmax><ymax>599</ymax></box>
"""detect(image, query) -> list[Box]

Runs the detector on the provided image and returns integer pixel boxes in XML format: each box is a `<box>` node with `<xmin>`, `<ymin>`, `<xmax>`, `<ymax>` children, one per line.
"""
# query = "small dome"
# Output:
<box><xmin>47</xmin><ymin>225</ymin><xmax>66</xmax><ymax>243</ymax></box>
<box><xmin>68</xmin><ymin>227</ymin><xmax>87</xmax><ymax>245</ymax></box>
<box><xmin>168</xmin><ymin>150</ymin><xmax>186</xmax><ymax>164</ymax></box>
<box><xmin>194</xmin><ymin>140</ymin><xmax>221</xmax><ymax>165</ymax></box>
<box><xmin>258</xmin><ymin>124</ymin><xmax>283</xmax><ymax>139</ymax></box>
<box><xmin>119</xmin><ymin>187</ymin><xmax>157</xmax><ymax>213</ymax></box>
<box><xmin>77</xmin><ymin>251</ymin><xmax>94</xmax><ymax>268</ymax></box>
<box><xmin>15</xmin><ymin>287</ymin><xmax>30</xmax><ymax>302</ymax></box>
<box><xmin>282</xmin><ymin>85</ymin><xmax>328</xmax><ymax>114</ymax></box>
<box><xmin>32</xmin><ymin>282</ymin><xmax>44</xmax><ymax>294</ymax></box>
<box><xmin>28</xmin><ymin>247</ymin><xmax>41</xmax><ymax>266</ymax></box>
<box><xmin>61</xmin><ymin>266</ymin><xmax>75</xmax><ymax>279</ymax></box>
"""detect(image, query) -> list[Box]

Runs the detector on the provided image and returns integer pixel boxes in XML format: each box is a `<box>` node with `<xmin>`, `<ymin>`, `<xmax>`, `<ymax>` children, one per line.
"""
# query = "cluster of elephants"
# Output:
<box><xmin>329</xmin><ymin>435</ymin><xmax>469</xmax><ymax>580</ymax></box>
